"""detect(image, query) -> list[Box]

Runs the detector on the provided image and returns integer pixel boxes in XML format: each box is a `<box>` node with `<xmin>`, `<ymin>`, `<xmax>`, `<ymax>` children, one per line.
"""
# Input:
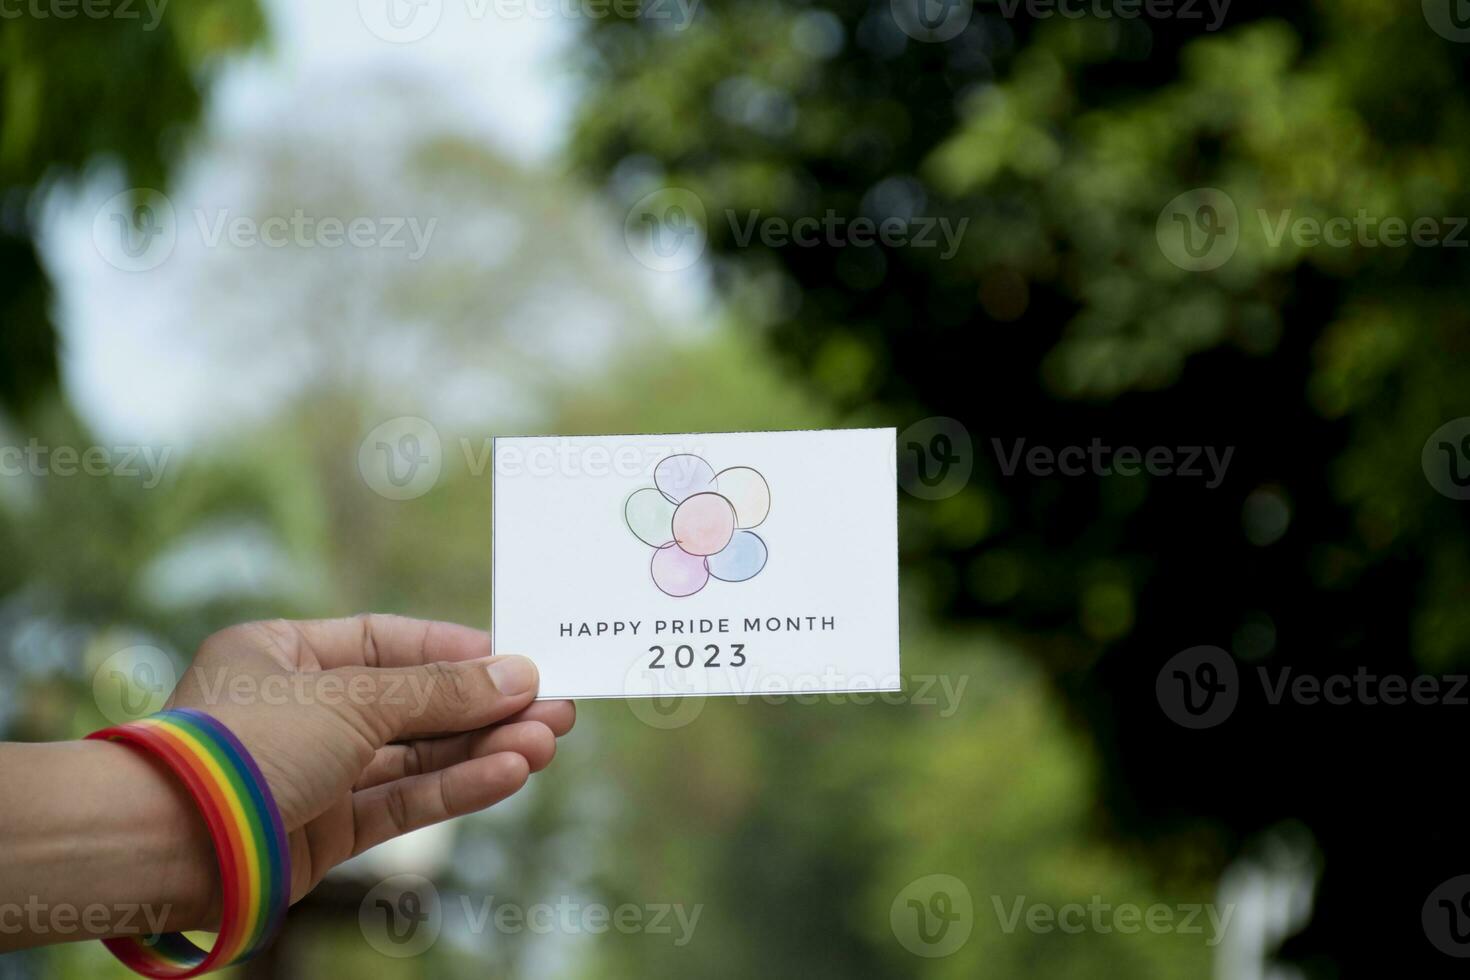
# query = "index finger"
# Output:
<box><xmin>280</xmin><ymin>614</ymin><xmax>491</xmax><ymax>670</ymax></box>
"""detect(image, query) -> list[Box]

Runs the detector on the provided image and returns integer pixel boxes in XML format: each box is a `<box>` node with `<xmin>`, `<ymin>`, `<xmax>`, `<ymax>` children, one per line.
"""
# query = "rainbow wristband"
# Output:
<box><xmin>86</xmin><ymin>708</ymin><xmax>291</xmax><ymax>978</ymax></box>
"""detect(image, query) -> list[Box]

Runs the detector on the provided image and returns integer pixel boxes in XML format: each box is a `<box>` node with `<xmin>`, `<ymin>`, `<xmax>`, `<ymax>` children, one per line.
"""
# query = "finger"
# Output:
<box><xmin>286</xmin><ymin>614</ymin><xmax>491</xmax><ymax>670</ymax></box>
<box><xmin>350</xmin><ymin>654</ymin><xmax>539</xmax><ymax>743</ymax></box>
<box><xmin>354</xmin><ymin>720</ymin><xmax>557</xmax><ymax>790</ymax></box>
<box><xmin>501</xmin><ymin>699</ymin><xmax>576</xmax><ymax>737</ymax></box>
<box><xmin>351</xmin><ymin>752</ymin><xmax>530</xmax><ymax>855</ymax></box>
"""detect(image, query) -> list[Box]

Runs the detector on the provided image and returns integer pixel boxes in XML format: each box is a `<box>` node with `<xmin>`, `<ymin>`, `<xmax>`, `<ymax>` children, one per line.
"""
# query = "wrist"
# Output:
<box><xmin>0</xmin><ymin>740</ymin><xmax>218</xmax><ymax>952</ymax></box>
<box><xmin>75</xmin><ymin>738</ymin><xmax>222</xmax><ymax>930</ymax></box>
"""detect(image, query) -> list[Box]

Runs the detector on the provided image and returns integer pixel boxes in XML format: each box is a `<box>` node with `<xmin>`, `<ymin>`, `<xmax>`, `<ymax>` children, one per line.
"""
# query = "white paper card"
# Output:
<box><xmin>492</xmin><ymin>428</ymin><xmax>900</xmax><ymax>700</ymax></box>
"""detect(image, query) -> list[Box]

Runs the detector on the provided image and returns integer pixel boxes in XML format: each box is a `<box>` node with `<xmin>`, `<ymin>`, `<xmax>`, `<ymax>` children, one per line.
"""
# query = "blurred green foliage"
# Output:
<box><xmin>0</xmin><ymin>0</ymin><xmax>263</xmax><ymax>415</ymax></box>
<box><xmin>571</xmin><ymin>0</ymin><xmax>1470</xmax><ymax>971</ymax></box>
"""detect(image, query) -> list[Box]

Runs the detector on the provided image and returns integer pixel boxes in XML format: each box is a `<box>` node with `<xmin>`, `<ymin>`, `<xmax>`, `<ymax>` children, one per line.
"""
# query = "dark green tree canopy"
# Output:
<box><xmin>574</xmin><ymin>1</ymin><xmax>1470</xmax><ymax>970</ymax></box>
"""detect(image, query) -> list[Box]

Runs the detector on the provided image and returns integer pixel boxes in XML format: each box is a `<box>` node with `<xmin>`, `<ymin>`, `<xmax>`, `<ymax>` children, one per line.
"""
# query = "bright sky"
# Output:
<box><xmin>262</xmin><ymin>0</ymin><xmax>574</xmax><ymax>163</ymax></box>
<box><xmin>41</xmin><ymin>0</ymin><xmax>582</xmax><ymax>447</ymax></box>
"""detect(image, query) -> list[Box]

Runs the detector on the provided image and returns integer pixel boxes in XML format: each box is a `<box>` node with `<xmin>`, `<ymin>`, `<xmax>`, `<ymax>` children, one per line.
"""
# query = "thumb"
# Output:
<box><xmin>352</xmin><ymin>654</ymin><xmax>540</xmax><ymax>742</ymax></box>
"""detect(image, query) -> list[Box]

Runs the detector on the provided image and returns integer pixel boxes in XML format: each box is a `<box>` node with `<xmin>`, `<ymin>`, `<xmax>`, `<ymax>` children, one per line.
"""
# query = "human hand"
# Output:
<box><xmin>164</xmin><ymin>615</ymin><xmax>573</xmax><ymax>909</ymax></box>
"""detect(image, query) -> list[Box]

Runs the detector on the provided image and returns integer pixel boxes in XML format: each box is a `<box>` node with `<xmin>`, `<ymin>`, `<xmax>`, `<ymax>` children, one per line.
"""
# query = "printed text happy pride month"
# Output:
<box><xmin>559</xmin><ymin>615</ymin><xmax>836</xmax><ymax>638</ymax></box>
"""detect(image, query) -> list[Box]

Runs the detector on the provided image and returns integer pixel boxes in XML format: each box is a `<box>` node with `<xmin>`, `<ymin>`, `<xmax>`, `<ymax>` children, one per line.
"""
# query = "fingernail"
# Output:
<box><xmin>487</xmin><ymin>655</ymin><xmax>537</xmax><ymax>695</ymax></box>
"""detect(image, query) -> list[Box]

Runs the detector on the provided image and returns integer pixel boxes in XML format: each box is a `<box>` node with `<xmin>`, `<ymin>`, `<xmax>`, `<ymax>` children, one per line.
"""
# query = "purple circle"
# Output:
<box><xmin>655</xmin><ymin>454</ymin><xmax>716</xmax><ymax>503</ymax></box>
<box><xmin>650</xmin><ymin>542</ymin><xmax>710</xmax><ymax>597</ymax></box>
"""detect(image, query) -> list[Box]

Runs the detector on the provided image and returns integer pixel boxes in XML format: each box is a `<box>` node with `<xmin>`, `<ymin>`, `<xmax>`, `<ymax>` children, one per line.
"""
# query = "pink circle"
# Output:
<box><xmin>651</xmin><ymin>543</ymin><xmax>710</xmax><ymax>597</ymax></box>
<box><xmin>672</xmin><ymin>493</ymin><xmax>736</xmax><ymax>556</ymax></box>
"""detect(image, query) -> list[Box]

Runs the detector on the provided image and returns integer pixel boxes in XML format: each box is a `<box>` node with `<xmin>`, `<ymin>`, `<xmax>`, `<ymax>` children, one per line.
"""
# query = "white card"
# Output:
<box><xmin>492</xmin><ymin>428</ymin><xmax>900</xmax><ymax>700</ymax></box>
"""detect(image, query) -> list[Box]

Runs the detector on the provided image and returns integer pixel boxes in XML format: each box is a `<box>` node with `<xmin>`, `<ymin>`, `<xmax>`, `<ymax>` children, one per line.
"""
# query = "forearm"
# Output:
<box><xmin>0</xmin><ymin>740</ymin><xmax>218</xmax><ymax>951</ymax></box>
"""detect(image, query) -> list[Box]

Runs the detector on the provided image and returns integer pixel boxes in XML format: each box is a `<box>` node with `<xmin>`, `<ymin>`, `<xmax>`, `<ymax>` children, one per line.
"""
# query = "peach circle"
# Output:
<box><xmin>672</xmin><ymin>492</ymin><xmax>736</xmax><ymax>556</ymax></box>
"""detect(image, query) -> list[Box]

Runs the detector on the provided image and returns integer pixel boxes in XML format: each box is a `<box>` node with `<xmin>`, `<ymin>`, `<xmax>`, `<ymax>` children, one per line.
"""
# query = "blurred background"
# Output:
<box><xmin>3</xmin><ymin>0</ymin><xmax>1470</xmax><ymax>976</ymax></box>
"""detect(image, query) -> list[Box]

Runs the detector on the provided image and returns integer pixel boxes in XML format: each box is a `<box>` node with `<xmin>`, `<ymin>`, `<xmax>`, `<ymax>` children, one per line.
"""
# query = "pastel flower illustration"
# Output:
<box><xmin>625</xmin><ymin>454</ymin><xmax>770</xmax><ymax>597</ymax></box>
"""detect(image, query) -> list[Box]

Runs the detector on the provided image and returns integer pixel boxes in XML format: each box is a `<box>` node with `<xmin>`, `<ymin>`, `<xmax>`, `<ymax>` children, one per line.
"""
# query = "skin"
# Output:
<box><xmin>0</xmin><ymin>614</ymin><xmax>574</xmax><ymax>951</ymax></box>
